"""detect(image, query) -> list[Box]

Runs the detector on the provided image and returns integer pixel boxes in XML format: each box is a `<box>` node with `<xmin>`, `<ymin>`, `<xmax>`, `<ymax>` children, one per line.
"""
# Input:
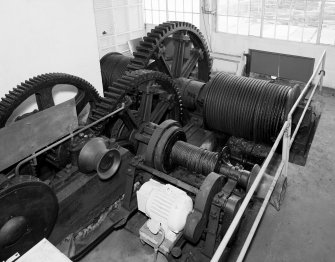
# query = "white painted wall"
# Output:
<box><xmin>0</xmin><ymin>0</ymin><xmax>103</xmax><ymax>99</ymax></box>
<box><xmin>211</xmin><ymin>32</ymin><xmax>335</xmax><ymax>88</ymax></box>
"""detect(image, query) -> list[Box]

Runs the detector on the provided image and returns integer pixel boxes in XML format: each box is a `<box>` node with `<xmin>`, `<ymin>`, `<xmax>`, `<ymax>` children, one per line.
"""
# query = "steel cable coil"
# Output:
<box><xmin>204</xmin><ymin>73</ymin><xmax>300</xmax><ymax>143</ymax></box>
<box><xmin>170</xmin><ymin>141</ymin><xmax>218</xmax><ymax>174</ymax></box>
<box><xmin>100</xmin><ymin>52</ymin><xmax>131</xmax><ymax>92</ymax></box>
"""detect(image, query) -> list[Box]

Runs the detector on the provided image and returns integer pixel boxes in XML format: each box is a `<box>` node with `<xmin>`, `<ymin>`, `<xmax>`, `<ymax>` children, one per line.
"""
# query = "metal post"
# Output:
<box><xmin>319</xmin><ymin>53</ymin><xmax>326</xmax><ymax>93</ymax></box>
<box><xmin>317</xmin><ymin>0</ymin><xmax>326</xmax><ymax>44</ymax></box>
<box><xmin>282</xmin><ymin>117</ymin><xmax>291</xmax><ymax>178</ymax></box>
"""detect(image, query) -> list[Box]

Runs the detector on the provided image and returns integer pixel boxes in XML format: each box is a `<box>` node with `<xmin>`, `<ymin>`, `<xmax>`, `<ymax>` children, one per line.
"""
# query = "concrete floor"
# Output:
<box><xmin>245</xmin><ymin>92</ymin><xmax>335</xmax><ymax>262</ymax></box>
<box><xmin>81</xmin><ymin>92</ymin><xmax>335</xmax><ymax>262</ymax></box>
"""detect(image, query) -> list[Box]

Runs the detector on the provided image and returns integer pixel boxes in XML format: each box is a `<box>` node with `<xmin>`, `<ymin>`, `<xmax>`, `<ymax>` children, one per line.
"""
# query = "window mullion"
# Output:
<box><xmin>260</xmin><ymin>0</ymin><xmax>265</xmax><ymax>37</ymax></box>
<box><xmin>317</xmin><ymin>0</ymin><xmax>326</xmax><ymax>44</ymax></box>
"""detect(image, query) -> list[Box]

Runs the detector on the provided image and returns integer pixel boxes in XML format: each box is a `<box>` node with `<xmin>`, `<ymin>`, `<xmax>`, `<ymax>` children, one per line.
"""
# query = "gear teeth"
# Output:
<box><xmin>105</xmin><ymin>92</ymin><xmax>121</xmax><ymax>100</ymax></box>
<box><xmin>89</xmin><ymin>115</ymin><xmax>100</xmax><ymax>122</ymax></box>
<box><xmin>100</xmin><ymin>97</ymin><xmax>117</xmax><ymax>104</ymax></box>
<box><xmin>92</xmin><ymin>109</ymin><xmax>107</xmax><ymax>117</ymax></box>
<box><xmin>11</xmin><ymin>89</ymin><xmax>24</xmax><ymax>95</ymax></box>
<box><xmin>111</xmin><ymin>82</ymin><xmax>129</xmax><ymax>90</ymax></box>
<box><xmin>98</xmin><ymin>103</ymin><xmax>113</xmax><ymax>111</ymax></box>
<box><xmin>127</xmin><ymin>64</ymin><xmax>143</xmax><ymax>71</ymax></box>
<box><xmin>107</xmin><ymin>86</ymin><xmax>125</xmax><ymax>95</ymax></box>
<box><xmin>131</xmin><ymin>58</ymin><xmax>147</xmax><ymax>66</ymax></box>
<box><xmin>2</xmin><ymin>97</ymin><xmax>15</xmax><ymax>104</ymax></box>
<box><xmin>138</xmin><ymin>41</ymin><xmax>154</xmax><ymax>48</ymax></box>
<box><xmin>5</xmin><ymin>93</ymin><xmax>18</xmax><ymax>100</ymax></box>
<box><xmin>133</xmin><ymin>51</ymin><xmax>149</xmax><ymax>58</ymax></box>
<box><xmin>143</xmin><ymin>36</ymin><xmax>157</xmax><ymax>43</ymax></box>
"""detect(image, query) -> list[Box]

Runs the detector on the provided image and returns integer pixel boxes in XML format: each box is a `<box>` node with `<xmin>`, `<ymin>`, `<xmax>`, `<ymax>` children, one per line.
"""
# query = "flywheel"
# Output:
<box><xmin>0</xmin><ymin>175</ymin><xmax>58</xmax><ymax>260</ymax></box>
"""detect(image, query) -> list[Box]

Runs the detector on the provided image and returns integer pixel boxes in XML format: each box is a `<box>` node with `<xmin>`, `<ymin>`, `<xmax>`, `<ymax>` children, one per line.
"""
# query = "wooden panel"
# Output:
<box><xmin>0</xmin><ymin>99</ymin><xmax>78</xmax><ymax>171</ymax></box>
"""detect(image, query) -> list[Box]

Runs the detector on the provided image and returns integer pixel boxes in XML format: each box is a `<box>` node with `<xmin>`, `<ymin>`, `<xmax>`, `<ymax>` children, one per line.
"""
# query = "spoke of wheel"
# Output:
<box><xmin>181</xmin><ymin>49</ymin><xmax>201</xmax><ymax>78</ymax></box>
<box><xmin>171</xmin><ymin>33</ymin><xmax>187</xmax><ymax>78</ymax></box>
<box><xmin>75</xmin><ymin>91</ymin><xmax>90</xmax><ymax>113</ymax></box>
<box><xmin>35</xmin><ymin>86</ymin><xmax>55</xmax><ymax>110</ymax></box>
<box><xmin>119</xmin><ymin>109</ymin><xmax>138</xmax><ymax>131</ymax></box>
<box><xmin>138</xmin><ymin>81</ymin><xmax>156</xmax><ymax>123</ymax></box>
<box><xmin>156</xmin><ymin>56</ymin><xmax>173</xmax><ymax>77</ymax></box>
<box><xmin>150</xmin><ymin>100</ymin><xmax>170</xmax><ymax>123</ymax></box>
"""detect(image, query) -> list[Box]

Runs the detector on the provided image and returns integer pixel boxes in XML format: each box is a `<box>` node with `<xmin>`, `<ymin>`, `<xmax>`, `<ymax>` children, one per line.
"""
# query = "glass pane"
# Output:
<box><xmin>264</xmin><ymin>0</ymin><xmax>276</xmax><ymax>20</ymax></box>
<box><xmin>238</xmin><ymin>17</ymin><xmax>249</xmax><ymax>35</ymax></box>
<box><xmin>176</xmin><ymin>12</ymin><xmax>184</xmax><ymax>21</ymax></box>
<box><xmin>277</xmin><ymin>0</ymin><xmax>291</xmax><ymax>20</ymax></box>
<box><xmin>249</xmin><ymin>17</ymin><xmax>261</xmax><ymax>36</ymax></box>
<box><xmin>159</xmin><ymin>0</ymin><xmax>167</xmax><ymax>10</ymax></box>
<box><xmin>303</xmin><ymin>26</ymin><xmax>317</xmax><ymax>43</ymax></box>
<box><xmin>159</xmin><ymin>10</ymin><xmax>167</xmax><ymax>23</ymax></box>
<box><xmin>288</xmin><ymin>24</ymin><xmax>303</xmax><ymax>42</ymax></box>
<box><xmin>144</xmin><ymin>0</ymin><xmax>151</xmax><ymax>10</ymax></box>
<box><xmin>168</xmin><ymin>11</ymin><xmax>176</xmax><ymax>20</ymax></box>
<box><xmin>217</xmin><ymin>0</ymin><xmax>228</xmax><ymax>15</ymax></box>
<box><xmin>250</xmin><ymin>0</ymin><xmax>262</xmax><ymax>19</ymax></box>
<box><xmin>228</xmin><ymin>0</ymin><xmax>239</xmax><ymax>16</ymax></box>
<box><xmin>306</xmin><ymin>0</ymin><xmax>321</xmax><ymax>28</ymax></box>
<box><xmin>184</xmin><ymin>0</ymin><xmax>192</xmax><ymax>12</ymax></box>
<box><xmin>184</xmin><ymin>13</ymin><xmax>193</xmax><ymax>24</ymax></box>
<box><xmin>193</xmin><ymin>14</ymin><xmax>200</xmax><ymax>28</ymax></box>
<box><xmin>217</xmin><ymin>15</ymin><xmax>228</xmax><ymax>32</ymax></box>
<box><xmin>152</xmin><ymin>0</ymin><xmax>159</xmax><ymax>10</ymax></box>
<box><xmin>239</xmin><ymin>0</ymin><xmax>250</xmax><ymax>17</ymax></box>
<box><xmin>168</xmin><ymin>0</ymin><xmax>176</xmax><ymax>11</ymax></box>
<box><xmin>145</xmin><ymin>10</ymin><xmax>153</xmax><ymax>24</ymax></box>
<box><xmin>153</xmin><ymin>10</ymin><xmax>160</xmax><ymax>24</ymax></box>
<box><xmin>263</xmin><ymin>19</ymin><xmax>275</xmax><ymax>38</ymax></box>
<box><xmin>227</xmin><ymin>16</ymin><xmax>238</xmax><ymax>34</ymax></box>
<box><xmin>275</xmin><ymin>20</ymin><xmax>289</xmax><ymax>40</ymax></box>
<box><xmin>176</xmin><ymin>0</ymin><xmax>184</xmax><ymax>12</ymax></box>
<box><xmin>320</xmin><ymin>1</ymin><xmax>335</xmax><ymax>44</ymax></box>
<box><xmin>193</xmin><ymin>0</ymin><xmax>200</xmax><ymax>13</ymax></box>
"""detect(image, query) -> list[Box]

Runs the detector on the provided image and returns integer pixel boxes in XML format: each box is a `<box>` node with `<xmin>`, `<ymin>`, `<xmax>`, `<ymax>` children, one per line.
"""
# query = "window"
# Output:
<box><xmin>144</xmin><ymin>0</ymin><xmax>200</xmax><ymax>28</ymax></box>
<box><xmin>216</xmin><ymin>0</ymin><xmax>335</xmax><ymax>45</ymax></box>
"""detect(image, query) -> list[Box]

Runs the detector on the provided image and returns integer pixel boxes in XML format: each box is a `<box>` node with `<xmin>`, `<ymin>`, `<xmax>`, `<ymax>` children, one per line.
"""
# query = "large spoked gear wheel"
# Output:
<box><xmin>89</xmin><ymin>69</ymin><xmax>183</xmax><ymax>138</ymax></box>
<box><xmin>0</xmin><ymin>73</ymin><xmax>100</xmax><ymax>127</ymax></box>
<box><xmin>127</xmin><ymin>21</ymin><xmax>212</xmax><ymax>82</ymax></box>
